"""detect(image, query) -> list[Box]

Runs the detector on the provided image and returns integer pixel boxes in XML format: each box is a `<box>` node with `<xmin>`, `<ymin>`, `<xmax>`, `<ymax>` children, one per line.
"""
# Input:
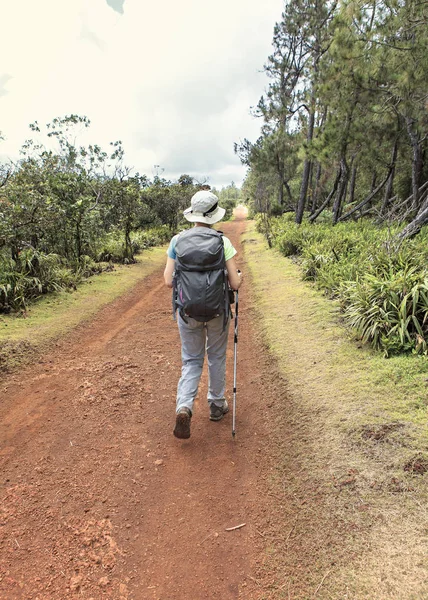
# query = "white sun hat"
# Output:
<box><xmin>183</xmin><ymin>191</ymin><xmax>226</xmax><ymax>224</ymax></box>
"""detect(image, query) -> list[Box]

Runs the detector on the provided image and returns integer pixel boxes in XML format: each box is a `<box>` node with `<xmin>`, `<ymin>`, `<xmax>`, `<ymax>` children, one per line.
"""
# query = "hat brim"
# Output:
<box><xmin>183</xmin><ymin>206</ymin><xmax>226</xmax><ymax>225</ymax></box>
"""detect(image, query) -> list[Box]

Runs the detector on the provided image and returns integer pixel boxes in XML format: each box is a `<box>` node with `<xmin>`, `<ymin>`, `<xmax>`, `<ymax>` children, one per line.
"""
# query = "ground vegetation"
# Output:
<box><xmin>245</xmin><ymin>224</ymin><xmax>428</xmax><ymax>599</ymax></box>
<box><xmin>257</xmin><ymin>213</ymin><xmax>428</xmax><ymax>355</ymax></box>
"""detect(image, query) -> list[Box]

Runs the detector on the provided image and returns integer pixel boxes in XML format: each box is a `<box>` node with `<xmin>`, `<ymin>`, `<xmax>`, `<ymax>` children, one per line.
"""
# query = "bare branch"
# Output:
<box><xmin>338</xmin><ymin>171</ymin><xmax>391</xmax><ymax>222</ymax></box>
<box><xmin>309</xmin><ymin>170</ymin><xmax>340</xmax><ymax>223</ymax></box>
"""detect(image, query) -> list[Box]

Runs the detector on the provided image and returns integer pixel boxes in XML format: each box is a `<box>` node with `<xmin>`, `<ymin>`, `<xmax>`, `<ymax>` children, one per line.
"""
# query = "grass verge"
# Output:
<box><xmin>243</xmin><ymin>222</ymin><xmax>428</xmax><ymax>600</ymax></box>
<box><xmin>0</xmin><ymin>247</ymin><xmax>166</xmax><ymax>373</ymax></box>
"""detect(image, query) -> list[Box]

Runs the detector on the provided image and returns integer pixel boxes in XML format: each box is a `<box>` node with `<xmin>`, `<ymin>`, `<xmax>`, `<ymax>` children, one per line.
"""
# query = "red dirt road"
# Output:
<box><xmin>0</xmin><ymin>218</ymin><xmax>274</xmax><ymax>600</ymax></box>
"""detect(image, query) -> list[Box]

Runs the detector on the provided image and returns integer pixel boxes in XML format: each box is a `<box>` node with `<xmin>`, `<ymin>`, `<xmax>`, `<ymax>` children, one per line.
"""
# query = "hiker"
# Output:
<box><xmin>164</xmin><ymin>189</ymin><xmax>242</xmax><ymax>439</ymax></box>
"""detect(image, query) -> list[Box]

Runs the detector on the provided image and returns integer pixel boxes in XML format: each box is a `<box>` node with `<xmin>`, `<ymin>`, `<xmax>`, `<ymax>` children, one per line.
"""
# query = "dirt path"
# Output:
<box><xmin>0</xmin><ymin>217</ymin><xmax>275</xmax><ymax>600</ymax></box>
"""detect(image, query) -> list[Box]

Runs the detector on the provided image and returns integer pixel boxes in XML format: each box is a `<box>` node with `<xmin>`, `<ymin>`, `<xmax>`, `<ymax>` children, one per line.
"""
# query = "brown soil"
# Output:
<box><xmin>0</xmin><ymin>216</ymin><xmax>282</xmax><ymax>600</ymax></box>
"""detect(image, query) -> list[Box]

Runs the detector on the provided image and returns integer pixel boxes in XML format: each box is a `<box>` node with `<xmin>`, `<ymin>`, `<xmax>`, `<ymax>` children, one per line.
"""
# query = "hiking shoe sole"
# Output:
<box><xmin>209</xmin><ymin>400</ymin><xmax>229</xmax><ymax>422</ymax></box>
<box><xmin>174</xmin><ymin>409</ymin><xmax>191</xmax><ymax>439</ymax></box>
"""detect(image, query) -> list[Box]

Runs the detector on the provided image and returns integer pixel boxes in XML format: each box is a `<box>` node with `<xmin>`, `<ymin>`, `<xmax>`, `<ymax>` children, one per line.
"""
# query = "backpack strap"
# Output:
<box><xmin>171</xmin><ymin>232</ymin><xmax>183</xmax><ymax>321</ymax></box>
<box><xmin>172</xmin><ymin>270</ymin><xmax>177</xmax><ymax>321</ymax></box>
<box><xmin>218</xmin><ymin>232</ymin><xmax>231</xmax><ymax>331</ymax></box>
<box><xmin>211</xmin><ymin>231</ymin><xmax>232</xmax><ymax>330</ymax></box>
<box><xmin>223</xmin><ymin>267</ymin><xmax>229</xmax><ymax>331</ymax></box>
<box><xmin>213</xmin><ymin>231</ymin><xmax>227</xmax><ymax>330</ymax></box>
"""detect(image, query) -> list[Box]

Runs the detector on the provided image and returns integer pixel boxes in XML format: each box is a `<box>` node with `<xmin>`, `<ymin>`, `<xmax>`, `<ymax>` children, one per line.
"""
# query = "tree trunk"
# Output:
<box><xmin>381</xmin><ymin>139</ymin><xmax>398</xmax><ymax>214</ymax></box>
<box><xmin>124</xmin><ymin>225</ymin><xmax>133</xmax><ymax>261</ymax></box>
<box><xmin>397</xmin><ymin>200</ymin><xmax>428</xmax><ymax>241</ymax></box>
<box><xmin>339</xmin><ymin>170</ymin><xmax>392</xmax><ymax>222</ymax></box>
<box><xmin>387</xmin><ymin>181</ymin><xmax>428</xmax><ymax>220</ymax></box>
<box><xmin>278</xmin><ymin>181</ymin><xmax>284</xmax><ymax>206</ymax></box>
<box><xmin>284</xmin><ymin>180</ymin><xmax>293</xmax><ymax>205</ymax></box>
<box><xmin>348</xmin><ymin>163</ymin><xmax>357</xmax><ymax>206</ymax></box>
<box><xmin>333</xmin><ymin>158</ymin><xmax>349</xmax><ymax>224</ymax></box>
<box><xmin>343</xmin><ymin>155</ymin><xmax>356</xmax><ymax>205</ymax></box>
<box><xmin>307</xmin><ymin>161</ymin><xmax>314</xmax><ymax>209</ymax></box>
<box><xmin>296</xmin><ymin>157</ymin><xmax>312</xmax><ymax>223</ymax></box>
<box><xmin>405</xmin><ymin>116</ymin><xmax>423</xmax><ymax>211</ymax></box>
<box><xmin>296</xmin><ymin>109</ymin><xmax>315</xmax><ymax>224</ymax></box>
<box><xmin>311</xmin><ymin>163</ymin><xmax>322</xmax><ymax>214</ymax></box>
<box><xmin>309</xmin><ymin>170</ymin><xmax>340</xmax><ymax>223</ymax></box>
<box><xmin>332</xmin><ymin>99</ymin><xmax>356</xmax><ymax>224</ymax></box>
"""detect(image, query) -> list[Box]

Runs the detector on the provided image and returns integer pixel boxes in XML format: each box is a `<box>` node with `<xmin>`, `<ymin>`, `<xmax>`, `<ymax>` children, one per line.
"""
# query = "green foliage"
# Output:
<box><xmin>132</xmin><ymin>225</ymin><xmax>171</xmax><ymax>251</ymax></box>
<box><xmin>0</xmin><ymin>115</ymin><xmax>240</xmax><ymax>312</ymax></box>
<box><xmin>240</xmin><ymin>0</ymin><xmax>428</xmax><ymax>231</ymax></box>
<box><xmin>0</xmin><ymin>225</ymin><xmax>171</xmax><ymax>312</ymax></box>
<box><xmin>263</xmin><ymin>215</ymin><xmax>428</xmax><ymax>354</ymax></box>
<box><xmin>95</xmin><ymin>231</ymin><xmax>129</xmax><ymax>263</ymax></box>
<box><xmin>95</xmin><ymin>226</ymin><xmax>171</xmax><ymax>263</ymax></box>
<box><xmin>342</xmin><ymin>268</ymin><xmax>428</xmax><ymax>357</ymax></box>
<box><xmin>0</xmin><ymin>250</ymin><xmax>80</xmax><ymax>311</ymax></box>
<box><xmin>217</xmin><ymin>182</ymin><xmax>241</xmax><ymax>220</ymax></box>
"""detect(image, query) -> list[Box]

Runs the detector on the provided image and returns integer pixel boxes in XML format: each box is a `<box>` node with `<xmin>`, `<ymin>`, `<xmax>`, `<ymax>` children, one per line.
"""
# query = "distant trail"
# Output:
<box><xmin>0</xmin><ymin>214</ymin><xmax>278</xmax><ymax>599</ymax></box>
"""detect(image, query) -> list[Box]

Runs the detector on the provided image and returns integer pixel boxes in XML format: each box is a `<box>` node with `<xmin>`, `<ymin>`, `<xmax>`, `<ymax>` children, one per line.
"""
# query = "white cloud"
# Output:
<box><xmin>106</xmin><ymin>0</ymin><xmax>125</xmax><ymax>15</ymax></box>
<box><xmin>0</xmin><ymin>0</ymin><xmax>282</xmax><ymax>187</ymax></box>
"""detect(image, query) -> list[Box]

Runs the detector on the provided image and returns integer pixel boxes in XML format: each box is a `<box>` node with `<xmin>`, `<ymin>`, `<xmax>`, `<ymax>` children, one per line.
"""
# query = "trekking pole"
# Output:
<box><xmin>232</xmin><ymin>288</ymin><xmax>239</xmax><ymax>438</ymax></box>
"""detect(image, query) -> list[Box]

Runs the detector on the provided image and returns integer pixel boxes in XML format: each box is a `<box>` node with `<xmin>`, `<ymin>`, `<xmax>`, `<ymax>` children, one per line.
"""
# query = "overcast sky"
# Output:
<box><xmin>0</xmin><ymin>0</ymin><xmax>283</xmax><ymax>188</ymax></box>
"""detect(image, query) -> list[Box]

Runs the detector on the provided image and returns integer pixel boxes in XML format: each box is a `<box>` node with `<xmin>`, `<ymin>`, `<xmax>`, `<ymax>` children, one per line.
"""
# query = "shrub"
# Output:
<box><xmin>95</xmin><ymin>231</ymin><xmax>128</xmax><ymax>263</ymax></box>
<box><xmin>221</xmin><ymin>197</ymin><xmax>238</xmax><ymax>221</ymax></box>
<box><xmin>131</xmin><ymin>226</ymin><xmax>171</xmax><ymax>251</ymax></box>
<box><xmin>96</xmin><ymin>226</ymin><xmax>172</xmax><ymax>263</ymax></box>
<box><xmin>0</xmin><ymin>226</ymin><xmax>173</xmax><ymax>312</ymax></box>
<box><xmin>0</xmin><ymin>251</ymin><xmax>80</xmax><ymax>312</ymax></box>
<box><xmin>265</xmin><ymin>216</ymin><xmax>428</xmax><ymax>354</ymax></box>
<box><xmin>342</xmin><ymin>269</ymin><xmax>428</xmax><ymax>356</ymax></box>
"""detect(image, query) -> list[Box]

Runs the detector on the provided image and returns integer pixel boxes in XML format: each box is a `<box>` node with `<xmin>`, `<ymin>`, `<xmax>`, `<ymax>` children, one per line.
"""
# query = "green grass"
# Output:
<box><xmin>0</xmin><ymin>247</ymin><xmax>166</xmax><ymax>372</ymax></box>
<box><xmin>245</xmin><ymin>224</ymin><xmax>428</xmax><ymax>449</ymax></box>
<box><xmin>243</xmin><ymin>222</ymin><xmax>428</xmax><ymax>599</ymax></box>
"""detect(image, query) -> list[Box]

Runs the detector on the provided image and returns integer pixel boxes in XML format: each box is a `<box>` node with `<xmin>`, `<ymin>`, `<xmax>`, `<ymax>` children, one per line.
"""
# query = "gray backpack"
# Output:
<box><xmin>173</xmin><ymin>228</ymin><xmax>230</xmax><ymax>327</ymax></box>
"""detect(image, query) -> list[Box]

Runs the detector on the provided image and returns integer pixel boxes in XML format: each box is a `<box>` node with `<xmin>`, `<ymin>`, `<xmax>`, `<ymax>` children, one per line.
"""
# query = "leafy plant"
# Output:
<box><xmin>342</xmin><ymin>269</ymin><xmax>428</xmax><ymax>356</ymax></box>
<box><xmin>265</xmin><ymin>216</ymin><xmax>428</xmax><ymax>354</ymax></box>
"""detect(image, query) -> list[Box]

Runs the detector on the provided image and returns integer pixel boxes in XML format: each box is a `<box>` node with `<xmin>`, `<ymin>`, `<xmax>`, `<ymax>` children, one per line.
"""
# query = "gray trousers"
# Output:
<box><xmin>176</xmin><ymin>313</ymin><xmax>230</xmax><ymax>414</ymax></box>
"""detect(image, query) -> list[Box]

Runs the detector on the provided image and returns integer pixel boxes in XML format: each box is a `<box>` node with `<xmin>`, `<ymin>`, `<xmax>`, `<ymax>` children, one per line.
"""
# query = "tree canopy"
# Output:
<box><xmin>237</xmin><ymin>0</ymin><xmax>428</xmax><ymax>238</ymax></box>
<box><xmin>0</xmin><ymin>116</ymin><xmax>238</xmax><ymax>311</ymax></box>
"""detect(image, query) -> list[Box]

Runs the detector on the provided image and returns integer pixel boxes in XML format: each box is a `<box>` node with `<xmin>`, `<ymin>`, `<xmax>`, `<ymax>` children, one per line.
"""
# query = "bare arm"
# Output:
<box><xmin>226</xmin><ymin>256</ymin><xmax>242</xmax><ymax>290</ymax></box>
<box><xmin>164</xmin><ymin>257</ymin><xmax>175</xmax><ymax>288</ymax></box>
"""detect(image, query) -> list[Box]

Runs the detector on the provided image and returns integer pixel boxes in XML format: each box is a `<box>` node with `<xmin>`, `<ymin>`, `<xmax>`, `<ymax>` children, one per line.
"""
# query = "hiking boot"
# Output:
<box><xmin>173</xmin><ymin>408</ymin><xmax>192</xmax><ymax>439</ymax></box>
<box><xmin>209</xmin><ymin>400</ymin><xmax>229</xmax><ymax>422</ymax></box>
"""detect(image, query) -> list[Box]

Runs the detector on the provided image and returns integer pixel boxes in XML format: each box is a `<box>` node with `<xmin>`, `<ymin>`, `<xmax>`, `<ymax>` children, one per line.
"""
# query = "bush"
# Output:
<box><xmin>131</xmin><ymin>226</ymin><xmax>171</xmax><ymax>252</ymax></box>
<box><xmin>221</xmin><ymin>197</ymin><xmax>237</xmax><ymax>221</ymax></box>
<box><xmin>96</xmin><ymin>226</ymin><xmax>172</xmax><ymax>263</ymax></box>
<box><xmin>0</xmin><ymin>250</ymin><xmax>80</xmax><ymax>312</ymax></box>
<box><xmin>265</xmin><ymin>216</ymin><xmax>428</xmax><ymax>354</ymax></box>
<box><xmin>95</xmin><ymin>231</ymin><xmax>128</xmax><ymax>263</ymax></box>
<box><xmin>0</xmin><ymin>226</ymin><xmax>173</xmax><ymax>312</ymax></box>
<box><xmin>342</xmin><ymin>269</ymin><xmax>428</xmax><ymax>356</ymax></box>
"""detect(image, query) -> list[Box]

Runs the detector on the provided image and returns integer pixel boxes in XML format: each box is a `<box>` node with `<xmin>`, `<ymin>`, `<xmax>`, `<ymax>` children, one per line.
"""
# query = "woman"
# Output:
<box><xmin>164</xmin><ymin>189</ymin><xmax>242</xmax><ymax>439</ymax></box>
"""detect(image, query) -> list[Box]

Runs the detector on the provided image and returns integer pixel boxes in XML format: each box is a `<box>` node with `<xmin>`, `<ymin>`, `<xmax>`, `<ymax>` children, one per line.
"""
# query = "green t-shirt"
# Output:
<box><xmin>167</xmin><ymin>232</ymin><xmax>237</xmax><ymax>261</ymax></box>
